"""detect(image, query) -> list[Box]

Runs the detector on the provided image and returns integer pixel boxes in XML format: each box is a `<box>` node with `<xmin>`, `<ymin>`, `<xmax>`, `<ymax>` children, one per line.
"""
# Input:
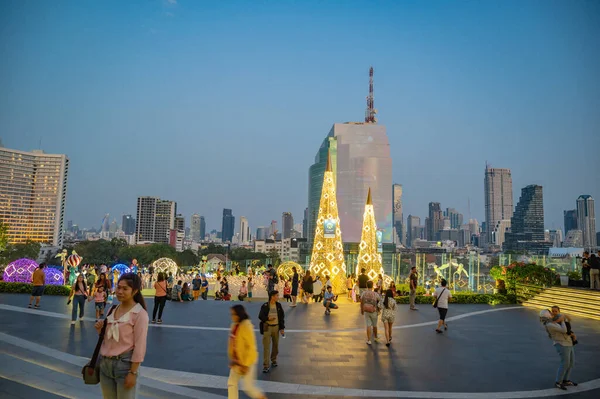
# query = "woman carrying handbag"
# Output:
<box><xmin>94</xmin><ymin>273</ymin><xmax>149</xmax><ymax>398</ymax></box>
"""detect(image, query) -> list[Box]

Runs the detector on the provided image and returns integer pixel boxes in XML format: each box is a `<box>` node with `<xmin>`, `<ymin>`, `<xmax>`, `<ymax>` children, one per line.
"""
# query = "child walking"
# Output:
<box><xmin>94</xmin><ymin>285</ymin><xmax>107</xmax><ymax>321</ymax></box>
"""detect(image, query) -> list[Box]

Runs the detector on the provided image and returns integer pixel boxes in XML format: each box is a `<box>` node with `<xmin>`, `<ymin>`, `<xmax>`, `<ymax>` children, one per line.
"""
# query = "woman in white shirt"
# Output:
<box><xmin>433</xmin><ymin>279</ymin><xmax>452</xmax><ymax>334</ymax></box>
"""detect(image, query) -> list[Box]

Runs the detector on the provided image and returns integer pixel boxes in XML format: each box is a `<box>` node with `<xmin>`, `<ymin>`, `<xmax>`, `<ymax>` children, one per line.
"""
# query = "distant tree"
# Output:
<box><xmin>0</xmin><ymin>221</ymin><xmax>8</xmax><ymax>254</ymax></box>
<box><xmin>175</xmin><ymin>249</ymin><xmax>199</xmax><ymax>266</ymax></box>
<box><xmin>266</xmin><ymin>249</ymin><xmax>281</xmax><ymax>266</ymax></box>
<box><xmin>198</xmin><ymin>243</ymin><xmax>227</xmax><ymax>256</ymax></box>
<box><xmin>0</xmin><ymin>241</ymin><xmax>42</xmax><ymax>264</ymax></box>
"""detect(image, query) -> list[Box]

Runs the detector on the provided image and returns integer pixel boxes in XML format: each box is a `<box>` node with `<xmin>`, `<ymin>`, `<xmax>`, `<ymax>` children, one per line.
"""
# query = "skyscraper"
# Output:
<box><xmin>190</xmin><ymin>214</ymin><xmax>201</xmax><ymax>242</ymax></box>
<box><xmin>135</xmin><ymin>197</ymin><xmax>176</xmax><ymax>244</ymax></box>
<box><xmin>256</xmin><ymin>226</ymin><xmax>268</xmax><ymax>240</ymax></box>
<box><xmin>444</xmin><ymin>208</ymin><xmax>464</xmax><ymax>230</ymax></box>
<box><xmin>122</xmin><ymin>215</ymin><xmax>136</xmax><ymax>235</ymax></box>
<box><xmin>484</xmin><ymin>165</ymin><xmax>513</xmax><ymax>244</ymax></box>
<box><xmin>174</xmin><ymin>214</ymin><xmax>185</xmax><ymax>231</ymax></box>
<box><xmin>222</xmin><ymin>209</ymin><xmax>235</xmax><ymax>243</ymax></box>
<box><xmin>392</xmin><ymin>184</ymin><xmax>403</xmax><ymax>245</ymax></box>
<box><xmin>199</xmin><ymin>216</ymin><xmax>206</xmax><ymax>241</ymax></box>
<box><xmin>426</xmin><ymin>202</ymin><xmax>443</xmax><ymax>241</ymax></box>
<box><xmin>308</xmin><ymin>68</ymin><xmax>392</xmax><ymax>244</ymax></box>
<box><xmin>269</xmin><ymin>220</ymin><xmax>278</xmax><ymax>239</ymax></box>
<box><xmin>282</xmin><ymin>212</ymin><xmax>294</xmax><ymax>239</ymax></box>
<box><xmin>563</xmin><ymin>210</ymin><xmax>578</xmax><ymax>236</ymax></box>
<box><xmin>504</xmin><ymin>185</ymin><xmax>549</xmax><ymax>253</ymax></box>
<box><xmin>407</xmin><ymin>215</ymin><xmax>421</xmax><ymax>247</ymax></box>
<box><xmin>0</xmin><ymin>147</ymin><xmax>69</xmax><ymax>247</ymax></box>
<box><xmin>240</xmin><ymin>216</ymin><xmax>250</xmax><ymax>244</ymax></box>
<box><xmin>302</xmin><ymin>207</ymin><xmax>308</xmax><ymax>240</ymax></box>
<box><xmin>576</xmin><ymin>195</ymin><xmax>597</xmax><ymax>251</ymax></box>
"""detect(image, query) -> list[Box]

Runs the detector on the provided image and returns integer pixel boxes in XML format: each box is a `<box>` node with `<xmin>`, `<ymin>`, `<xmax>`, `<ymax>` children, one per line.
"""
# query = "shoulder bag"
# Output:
<box><xmin>82</xmin><ymin>305</ymin><xmax>116</xmax><ymax>384</ymax></box>
<box><xmin>433</xmin><ymin>288</ymin><xmax>446</xmax><ymax>309</ymax></box>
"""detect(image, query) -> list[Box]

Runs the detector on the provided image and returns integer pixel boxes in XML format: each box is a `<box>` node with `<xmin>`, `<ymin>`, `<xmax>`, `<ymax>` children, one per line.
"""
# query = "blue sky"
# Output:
<box><xmin>1</xmin><ymin>0</ymin><xmax>599</xmax><ymax>233</ymax></box>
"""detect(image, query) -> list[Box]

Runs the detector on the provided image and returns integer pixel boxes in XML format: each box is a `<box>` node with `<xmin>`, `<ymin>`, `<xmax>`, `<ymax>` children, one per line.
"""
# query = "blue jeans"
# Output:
<box><xmin>554</xmin><ymin>344</ymin><xmax>574</xmax><ymax>383</ymax></box>
<box><xmin>71</xmin><ymin>294</ymin><xmax>86</xmax><ymax>321</ymax></box>
<box><xmin>99</xmin><ymin>351</ymin><xmax>137</xmax><ymax>399</ymax></box>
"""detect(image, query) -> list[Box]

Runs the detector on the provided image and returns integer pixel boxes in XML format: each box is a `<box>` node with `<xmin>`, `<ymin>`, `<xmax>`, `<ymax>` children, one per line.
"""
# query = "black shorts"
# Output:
<box><xmin>31</xmin><ymin>286</ymin><xmax>45</xmax><ymax>297</ymax></box>
<box><xmin>438</xmin><ymin>307</ymin><xmax>448</xmax><ymax>321</ymax></box>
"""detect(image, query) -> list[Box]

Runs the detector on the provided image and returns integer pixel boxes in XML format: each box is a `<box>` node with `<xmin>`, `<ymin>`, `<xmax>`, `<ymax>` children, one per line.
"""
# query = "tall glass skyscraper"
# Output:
<box><xmin>504</xmin><ymin>185</ymin><xmax>549</xmax><ymax>253</ymax></box>
<box><xmin>222</xmin><ymin>209</ymin><xmax>235</xmax><ymax>243</ymax></box>
<box><xmin>576</xmin><ymin>195</ymin><xmax>596</xmax><ymax>251</ymax></box>
<box><xmin>308</xmin><ymin>123</ymin><xmax>392</xmax><ymax>244</ymax></box>
<box><xmin>484</xmin><ymin>165</ymin><xmax>513</xmax><ymax>245</ymax></box>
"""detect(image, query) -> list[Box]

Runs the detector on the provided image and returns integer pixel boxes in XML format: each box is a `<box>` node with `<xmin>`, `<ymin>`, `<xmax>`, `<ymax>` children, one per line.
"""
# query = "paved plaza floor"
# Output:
<box><xmin>1</xmin><ymin>293</ymin><xmax>599</xmax><ymax>398</ymax></box>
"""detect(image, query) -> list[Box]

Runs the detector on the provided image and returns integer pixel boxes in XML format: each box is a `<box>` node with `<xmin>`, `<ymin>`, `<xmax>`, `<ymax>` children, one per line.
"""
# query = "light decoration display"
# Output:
<box><xmin>152</xmin><ymin>257</ymin><xmax>178</xmax><ymax>277</ymax></box>
<box><xmin>356</xmin><ymin>188</ymin><xmax>393</xmax><ymax>288</ymax></box>
<box><xmin>44</xmin><ymin>267</ymin><xmax>65</xmax><ymax>285</ymax></box>
<box><xmin>277</xmin><ymin>261</ymin><xmax>302</xmax><ymax>281</ymax></box>
<box><xmin>3</xmin><ymin>258</ymin><xmax>39</xmax><ymax>283</ymax></box>
<box><xmin>309</xmin><ymin>151</ymin><xmax>347</xmax><ymax>294</ymax></box>
<box><xmin>67</xmin><ymin>252</ymin><xmax>82</xmax><ymax>268</ymax></box>
<box><xmin>111</xmin><ymin>263</ymin><xmax>131</xmax><ymax>278</ymax></box>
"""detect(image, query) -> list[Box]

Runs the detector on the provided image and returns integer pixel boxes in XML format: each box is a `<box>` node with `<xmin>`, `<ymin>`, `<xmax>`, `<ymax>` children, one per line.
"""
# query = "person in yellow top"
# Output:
<box><xmin>28</xmin><ymin>263</ymin><xmax>47</xmax><ymax>309</ymax></box>
<box><xmin>227</xmin><ymin>305</ymin><xmax>266</xmax><ymax>399</ymax></box>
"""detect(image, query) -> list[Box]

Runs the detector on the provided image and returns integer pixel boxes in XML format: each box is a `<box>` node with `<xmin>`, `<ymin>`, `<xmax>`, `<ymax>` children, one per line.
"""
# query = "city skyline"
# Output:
<box><xmin>1</xmin><ymin>1</ymin><xmax>599</xmax><ymax>232</ymax></box>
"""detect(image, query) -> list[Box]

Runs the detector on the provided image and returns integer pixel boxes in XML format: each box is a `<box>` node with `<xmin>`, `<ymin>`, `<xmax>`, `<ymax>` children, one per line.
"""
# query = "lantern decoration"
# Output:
<box><xmin>153</xmin><ymin>258</ymin><xmax>178</xmax><ymax>277</ymax></box>
<box><xmin>3</xmin><ymin>258</ymin><xmax>39</xmax><ymax>283</ymax></box>
<box><xmin>44</xmin><ymin>267</ymin><xmax>65</xmax><ymax>285</ymax></box>
<box><xmin>277</xmin><ymin>261</ymin><xmax>302</xmax><ymax>281</ymax></box>
<box><xmin>111</xmin><ymin>263</ymin><xmax>131</xmax><ymax>278</ymax></box>
<box><xmin>67</xmin><ymin>252</ymin><xmax>82</xmax><ymax>267</ymax></box>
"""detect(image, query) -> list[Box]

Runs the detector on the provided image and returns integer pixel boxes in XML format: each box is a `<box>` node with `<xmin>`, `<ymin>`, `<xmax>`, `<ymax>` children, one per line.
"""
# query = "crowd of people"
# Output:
<box><xmin>580</xmin><ymin>250</ymin><xmax>600</xmax><ymax>290</ymax></box>
<box><xmin>22</xmin><ymin>259</ymin><xmax>584</xmax><ymax>398</ymax></box>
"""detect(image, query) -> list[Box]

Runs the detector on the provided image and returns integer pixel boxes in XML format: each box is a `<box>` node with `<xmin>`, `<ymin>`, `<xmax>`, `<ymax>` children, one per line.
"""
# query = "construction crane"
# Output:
<box><xmin>364</xmin><ymin>66</ymin><xmax>377</xmax><ymax>123</ymax></box>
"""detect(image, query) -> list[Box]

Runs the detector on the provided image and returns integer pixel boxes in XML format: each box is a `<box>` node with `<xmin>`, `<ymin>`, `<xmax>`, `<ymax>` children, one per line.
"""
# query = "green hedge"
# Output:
<box><xmin>395</xmin><ymin>293</ymin><xmax>516</xmax><ymax>305</ymax></box>
<box><xmin>394</xmin><ymin>283</ymin><xmax>426</xmax><ymax>296</ymax></box>
<box><xmin>0</xmin><ymin>282</ymin><xmax>71</xmax><ymax>296</ymax></box>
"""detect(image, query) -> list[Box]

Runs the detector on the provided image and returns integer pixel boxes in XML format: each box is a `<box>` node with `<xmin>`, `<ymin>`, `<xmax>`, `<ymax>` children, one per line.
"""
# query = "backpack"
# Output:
<box><xmin>272</xmin><ymin>272</ymin><xmax>279</xmax><ymax>285</ymax></box>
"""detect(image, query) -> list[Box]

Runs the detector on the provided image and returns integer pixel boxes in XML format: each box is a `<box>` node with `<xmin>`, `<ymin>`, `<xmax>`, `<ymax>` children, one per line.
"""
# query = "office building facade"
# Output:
<box><xmin>406</xmin><ymin>215</ymin><xmax>421</xmax><ymax>247</ymax></box>
<box><xmin>190</xmin><ymin>214</ymin><xmax>201</xmax><ymax>242</ymax></box>
<box><xmin>0</xmin><ymin>147</ymin><xmax>69</xmax><ymax>247</ymax></box>
<box><xmin>426</xmin><ymin>202</ymin><xmax>443</xmax><ymax>241</ymax></box>
<box><xmin>221</xmin><ymin>209</ymin><xmax>235</xmax><ymax>243</ymax></box>
<box><xmin>122</xmin><ymin>215</ymin><xmax>136</xmax><ymax>235</ymax></box>
<box><xmin>504</xmin><ymin>185</ymin><xmax>549</xmax><ymax>253</ymax></box>
<box><xmin>282</xmin><ymin>212</ymin><xmax>294</xmax><ymax>239</ymax></box>
<box><xmin>484</xmin><ymin>166</ymin><xmax>513</xmax><ymax>244</ymax></box>
<box><xmin>240</xmin><ymin>216</ymin><xmax>250</xmax><ymax>244</ymax></box>
<box><xmin>576</xmin><ymin>195</ymin><xmax>597</xmax><ymax>251</ymax></box>
<box><xmin>563</xmin><ymin>209</ymin><xmax>578</xmax><ymax>236</ymax></box>
<box><xmin>308</xmin><ymin>122</ymin><xmax>393</xmax><ymax>244</ymax></box>
<box><xmin>392</xmin><ymin>184</ymin><xmax>403</xmax><ymax>245</ymax></box>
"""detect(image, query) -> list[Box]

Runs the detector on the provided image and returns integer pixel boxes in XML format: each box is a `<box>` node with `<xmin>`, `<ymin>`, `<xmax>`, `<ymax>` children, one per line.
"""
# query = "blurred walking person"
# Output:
<box><xmin>28</xmin><ymin>263</ymin><xmax>46</xmax><ymax>309</ymax></box>
<box><xmin>227</xmin><ymin>305</ymin><xmax>267</xmax><ymax>399</ymax></box>
<box><xmin>152</xmin><ymin>272</ymin><xmax>168</xmax><ymax>324</ymax></box>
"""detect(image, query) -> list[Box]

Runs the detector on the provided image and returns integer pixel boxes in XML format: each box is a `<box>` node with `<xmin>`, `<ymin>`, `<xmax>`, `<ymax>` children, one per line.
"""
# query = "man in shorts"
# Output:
<box><xmin>360</xmin><ymin>281</ymin><xmax>380</xmax><ymax>345</ymax></box>
<box><xmin>28</xmin><ymin>263</ymin><xmax>46</xmax><ymax>309</ymax></box>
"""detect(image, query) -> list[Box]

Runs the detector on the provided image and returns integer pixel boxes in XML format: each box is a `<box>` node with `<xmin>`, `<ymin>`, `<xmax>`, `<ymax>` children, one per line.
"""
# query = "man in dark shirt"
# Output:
<box><xmin>357</xmin><ymin>268</ymin><xmax>369</xmax><ymax>299</ymax></box>
<box><xmin>581</xmin><ymin>251</ymin><xmax>590</xmax><ymax>288</ymax></box>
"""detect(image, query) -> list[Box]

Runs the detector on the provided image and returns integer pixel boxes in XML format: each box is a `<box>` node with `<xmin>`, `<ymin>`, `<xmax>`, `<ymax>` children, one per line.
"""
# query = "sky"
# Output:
<box><xmin>1</xmin><ymin>0</ymin><xmax>599</xmax><ymax>234</ymax></box>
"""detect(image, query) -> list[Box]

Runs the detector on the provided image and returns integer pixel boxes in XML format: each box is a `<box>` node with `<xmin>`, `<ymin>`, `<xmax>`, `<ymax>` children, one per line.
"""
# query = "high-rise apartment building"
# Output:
<box><xmin>190</xmin><ymin>214</ymin><xmax>201</xmax><ymax>242</ymax></box>
<box><xmin>308</xmin><ymin>69</ymin><xmax>392</xmax><ymax>244</ymax></box>
<box><xmin>269</xmin><ymin>220</ymin><xmax>278</xmax><ymax>239</ymax></box>
<box><xmin>282</xmin><ymin>212</ymin><xmax>294</xmax><ymax>239</ymax></box>
<box><xmin>135</xmin><ymin>197</ymin><xmax>176</xmax><ymax>244</ymax></box>
<box><xmin>122</xmin><ymin>215</ymin><xmax>136</xmax><ymax>235</ymax></box>
<box><xmin>444</xmin><ymin>208</ymin><xmax>464</xmax><ymax>230</ymax></box>
<box><xmin>392</xmin><ymin>184</ymin><xmax>403</xmax><ymax>245</ymax></box>
<box><xmin>174</xmin><ymin>214</ymin><xmax>185</xmax><ymax>231</ymax></box>
<box><xmin>221</xmin><ymin>209</ymin><xmax>235</xmax><ymax>243</ymax></box>
<box><xmin>563</xmin><ymin>210</ymin><xmax>578</xmax><ymax>236</ymax></box>
<box><xmin>484</xmin><ymin>165</ymin><xmax>513</xmax><ymax>244</ymax></box>
<box><xmin>0</xmin><ymin>147</ymin><xmax>69</xmax><ymax>247</ymax></box>
<box><xmin>504</xmin><ymin>185</ymin><xmax>549</xmax><ymax>253</ymax></box>
<box><xmin>576</xmin><ymin>195</ymin><xmax>597</xmax><ymax>251</ymax></box>
<box><xmin>240</xmin><ymin>216</ymin><xmax>250</xmax><ymax>244</ymax></box>
<box><xmin>407</xmin><ymin>215</ymin><xmax>421</xmax><ymax>247</ymax></box>
<box><xmin>426</xmin><ymin>202</ymin><xmax>443</xmax><ymax>241</ymax></box>
<box><xmin>491</xmin><ymin>220</ymin><xmax>511</xmax><ymax>248</ymax></box>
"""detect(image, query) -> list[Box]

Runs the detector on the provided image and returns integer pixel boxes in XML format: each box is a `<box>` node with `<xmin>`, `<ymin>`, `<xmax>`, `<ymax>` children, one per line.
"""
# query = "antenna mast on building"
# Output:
<box><xmin>365</xmin><ymin>66</ymin><xmax>377</xmax><ymax>123</ymax></box>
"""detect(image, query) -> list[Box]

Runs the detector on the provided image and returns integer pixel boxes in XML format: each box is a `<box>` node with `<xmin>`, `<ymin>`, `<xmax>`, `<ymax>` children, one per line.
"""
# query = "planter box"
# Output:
<box><xmin>568</xmin><ymin>279</ymin><xmax>585</xmax><ymax>287</ymax></box>
<box><xmin>560</xmin><ymin>276</ymin><xmax>569</xmax><ymax>286</ymax></box>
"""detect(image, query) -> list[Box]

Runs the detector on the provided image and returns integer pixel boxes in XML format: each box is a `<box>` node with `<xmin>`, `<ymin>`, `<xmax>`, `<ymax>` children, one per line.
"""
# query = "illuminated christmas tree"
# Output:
<box><xmin>356</xmin><ymin>188</ymin><xmax>388</xmax><ymax>284</ymax></box>
<box><xmin>309</xmin><ymin>151</ymin><xmax>347</xmax><ymax>294</ymax></box>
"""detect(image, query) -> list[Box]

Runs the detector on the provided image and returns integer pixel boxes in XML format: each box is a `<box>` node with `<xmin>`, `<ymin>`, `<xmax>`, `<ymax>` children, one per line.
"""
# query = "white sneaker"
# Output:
<box><xmin>70</xmin><ymin>321</ymin><xmax>75</xmax><ymax>325</ymax></box>
<box><xmin>366</xmin><ymin>340</ymin><xmax>372</xmax><ymax>345</ymax></box>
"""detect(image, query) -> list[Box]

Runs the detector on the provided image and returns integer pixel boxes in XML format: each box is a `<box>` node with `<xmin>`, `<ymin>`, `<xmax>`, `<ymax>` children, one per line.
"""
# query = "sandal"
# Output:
<box><xmin>435</xmin><ymin>329</ymin><xmax>443</xmax><ymax>334</ymax></box>
<box><xmin>563</xmin><ymin>380</ymin><xmax>578</xmax><ymax>386</ymax></box>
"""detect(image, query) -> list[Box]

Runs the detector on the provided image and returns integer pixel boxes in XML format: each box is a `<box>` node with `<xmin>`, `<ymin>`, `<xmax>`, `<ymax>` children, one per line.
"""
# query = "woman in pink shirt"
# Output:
<box><xmin>95</xmin><ymin>273</ymin><xmax>149</xmax><ymax>399</ymax></box>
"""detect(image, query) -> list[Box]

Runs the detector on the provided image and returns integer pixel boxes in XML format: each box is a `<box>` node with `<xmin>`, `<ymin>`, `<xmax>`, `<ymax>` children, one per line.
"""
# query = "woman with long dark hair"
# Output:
<box><xmin>290</xmin><ymin>267</ymin><xmax>299</xmax><ymax>307</ymax></box>
<box><xmin>95</xmin><ymin>273</ymin><xmax>148</xmax><ymax>399</ymax></box>
<box><xmin>379</xmin><ymin>288</ymin><xmax>396</xmax><ymax>347</ymax></box>
<box><xmin>94</xmin><ymin>272</ymin><xmax>112</xmax><ymax>317</ymax></box>
<box><xmin>227</xmin><ymin>304</ymin><xmax>266</xmax><ymax>399</ymax></box>
<box><xmin>152</xmin><ymin>272</ymin><xmax>168</xmax><ymax>324</ymax></box>
<box><xmin>68</xmin><ymin>273</ymin><xmax>88</xmax><ymax>325</ymax></box>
